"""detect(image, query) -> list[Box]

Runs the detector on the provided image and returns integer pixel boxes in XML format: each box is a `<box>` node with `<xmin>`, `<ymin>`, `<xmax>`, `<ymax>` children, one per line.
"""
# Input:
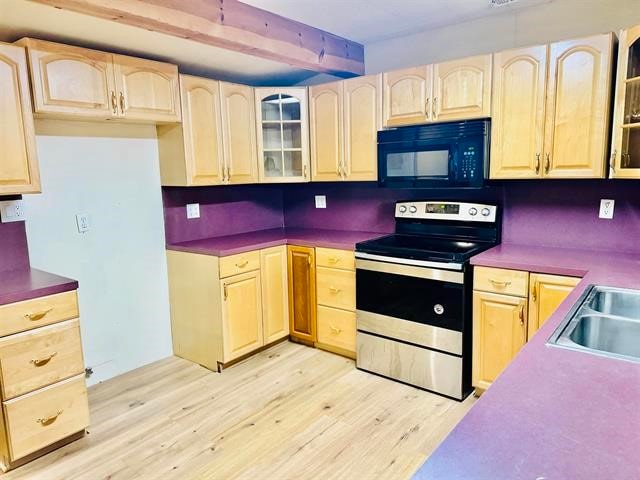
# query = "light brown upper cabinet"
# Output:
<box><xmin>491</xmin><ymin>34</ymin><xmax>614</xmax><ymax>179</ymax></box>
<box><xmin>611</xmin><ymin>24</ymin><xmax>640</xmax><ymax>178</ymax></box>
<box><xmin>255</xmin><ymin>87</ymin><xmax>310</xmax><ymax>183</ymax></box>
<box><xmin>0</xmin><ymin>42</ymin><xmax>40</xmax><ymax>196</ymax></box>
<box><xmin>220</xmin><ymin>82</ymin><xmax>259</xmax><ymax>185</ymax></box>
<box><xmin>432</xmin><ymin>55</ymin><xmax>492</xmax><ymax>122</ymax></box>
<box><xmin>310</xmin><ymin>75</ymin><xmax>380</xmax><ymax>182</ymax></box>
<box><xmin>491</xmin><ymin>45</ymin><xmax>548</xmax><ymax>179</ymax></box>
<box><xmin>383</xmin><ymin>55</ymin><xmax>491</xmax><ymax>127</ymax></box>
<box><xmin>383</xmin><ymin>65</ymin><xmax>431</xmax><ymax>126</ymax></box>
<box><xmin>18</xmin><ymin>38</ymin><xmax>180</xmax><ymax>123</ymax></box>
<box><xmin>343</xmin><ymin>75</ymin><xmax>381</xmax><ymax>181</ymax></box>
<box><xmin>158</xmin><ymin>75</ymin><xmax>224</xmax><ymax>186</ymax></box>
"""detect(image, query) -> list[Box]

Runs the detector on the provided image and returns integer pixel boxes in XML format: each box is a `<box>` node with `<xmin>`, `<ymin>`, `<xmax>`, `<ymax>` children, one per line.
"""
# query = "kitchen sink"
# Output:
<box><xmin>548</xmin><ymin>286</ymin><xmax>640</xmax><ymax>363</ymax></box>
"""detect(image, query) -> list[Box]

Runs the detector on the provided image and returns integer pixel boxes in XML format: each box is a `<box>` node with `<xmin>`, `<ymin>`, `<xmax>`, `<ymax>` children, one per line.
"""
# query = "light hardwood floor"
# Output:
<box><xmin>4</xmin><ymin>342</ymin><xmax>474</xmax><ymax>479</ymax></box>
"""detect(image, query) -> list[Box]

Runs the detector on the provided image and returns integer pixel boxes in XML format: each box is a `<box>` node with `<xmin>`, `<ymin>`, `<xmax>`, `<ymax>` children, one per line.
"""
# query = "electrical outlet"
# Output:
<box><xmin>315</xmin><ymin>195</ymin><xmax>327</xmax><ymax>209</ymax></box>
<box><xmin>599</xmin><ymin>199</ymin><xmax>615</xmax><ymax>219</ymax></box>
<box><xmin>186</xmin><ymin>203</ymin><xmax>200</xmax><ymax>219</ymax></box>
<box><xmin>0</xmin><ymin>200</ymin><xmax>26</xmax><ymax>223</ymax></box>
<box><xmin>76</xmin><ymin>214</ymin><xmax>90</xmax><ymax>233</ymax></box>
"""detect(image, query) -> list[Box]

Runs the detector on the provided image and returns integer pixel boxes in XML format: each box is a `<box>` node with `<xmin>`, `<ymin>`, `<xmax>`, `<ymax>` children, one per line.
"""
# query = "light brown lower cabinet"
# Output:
<box><xmin>0</xmin><ymin>290</ymin><xmax>88</xmax><ymax>471</ymax></box>
<box><xmin>167</xmin><ymin>246</ymin><xmax>289</xmax><ymax>370</ymax></box>
<box><xmin>472</xmin><ymin>267</ymin><xmax>579</xmax><ymax>394</ymax></box>
<box><xmin>287</xmin><ymin>245</ymin><xmax>317</xmax><ymax>343</ymax></box>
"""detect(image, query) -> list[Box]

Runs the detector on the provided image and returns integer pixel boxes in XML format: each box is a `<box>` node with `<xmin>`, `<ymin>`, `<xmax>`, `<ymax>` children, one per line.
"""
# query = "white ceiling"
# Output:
<box><xmin>243</xmin><ymin>0</ymin><xmax>553</xmax><ymax>44</ymax></box>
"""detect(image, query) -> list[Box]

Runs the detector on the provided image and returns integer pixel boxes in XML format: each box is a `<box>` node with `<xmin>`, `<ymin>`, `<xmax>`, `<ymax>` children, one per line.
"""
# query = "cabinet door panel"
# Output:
<box><xmin>181</xmin><ymin>75</ymin><xmax>224</xmax><ymax>185</ymax></box>
<box><xmin>490</xmin><ymin>46</ymin><xmax>547</xmax><ymax>179</ymax></box>
<box><xmin>528</xmin><ymin>274</ymin><xmax>579</xmax><ymax>339</ymax></box>
<box><xmin>220</xmin><ymin>82</ymin><xmax>259</xmax><ymax>184</ymax></box>
<box><xmin>343</xmin><ymin>74</ymin><xmax>381</xmax><ymax>181</ymax></box>
<box><xmin>113</xmin><ymin>54</ymin><xmax>181</xmax><ymax>122</ymax></box>
<box><xmin>21</xmin><ymin>39</ymin><xmax>115</xmax><ymax>118</ymax></box>
<box><xmin>260</xmin><ymin>246</ymin><xmax>289</xmax><ymax>344</ymax></box>
<box><xmin>221</xmin><ymin>271</ymin><xmax>263</xmax><ymax>362</ymax></box>
<box><xmin>310</xmin><ymin>82</ymin><xmax>343</xmax><ymax>181</ymax></box>
<box><xmin>544</xmin><ymin>34</ymin><xmax>613</xmax><ymax>178</ymax></box>
<box><xmin>287</xmin><ymin>246</ymin><xmax>316</xmax><ymax>342</ymax></box>
<box><xmin>433</xmin><ymin>54</ymin><xmax>492</xmax><ymax>122</ymax></box>
<box><xmin>383</xmin><ymin>66</ymin><xmax>431</xmax><ymax>126</ymax></box>
<box><xmin>0</xmin><ymin>43</ymin><xmax>40</xmax><ymax>195</ymax></box>
<box><xmin>472</xmin><ymin>291</ymin><xmax>527</xmax><ymax>391</ymax></box>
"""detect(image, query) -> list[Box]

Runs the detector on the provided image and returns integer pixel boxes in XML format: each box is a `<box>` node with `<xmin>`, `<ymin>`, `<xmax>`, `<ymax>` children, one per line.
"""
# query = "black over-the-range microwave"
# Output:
<box><xmin>377</xmin><ymin>119</ymin><xmax>490</xmax><ymax>189</ymax></box>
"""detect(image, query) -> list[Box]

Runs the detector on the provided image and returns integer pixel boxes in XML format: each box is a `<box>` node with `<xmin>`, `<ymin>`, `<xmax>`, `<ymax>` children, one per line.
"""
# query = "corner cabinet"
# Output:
<box><xmin>166</xmin><ymin>246</ymin><xmax>289</xmax><ymax>371</ymax></box>
<box><xmin>287</xmin><ymin>246</ymin><xmax>316</xmax><ymax>343</ymax></box>
<box><xmin>0</xmin><ymin>42</ymin><xmax>41</xmax><ymax>195</ymax></box>
<box><xmin>491</xmin><ymin>34</ymin><xmax>614</xmax><ymax>179</ymax></box>
<box><xmin>17</xmin><ymin>38</ymin><xmax>180</xmax><ymax>123</ymax></box>
<box><xmin>472</xmin><ymin>266</ymin><xmax>579</xmax><ymax>394</ymax></box>
<box><xmin>611</xmin><ymin>24</ymin><xmax>640</xmax><ymax>178</ymax></box>
<box><xmin>255</xmin><ymin>88</ymin><xmax>310</xmax><ymax>183</ymax></box>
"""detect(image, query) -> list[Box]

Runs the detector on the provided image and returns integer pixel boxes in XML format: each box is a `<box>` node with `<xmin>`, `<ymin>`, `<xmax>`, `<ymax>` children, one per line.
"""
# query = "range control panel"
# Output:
<box><xmin>395</xmin><ymin>201</ymin><xmax>498</xmax><ymax>223</ymax></box>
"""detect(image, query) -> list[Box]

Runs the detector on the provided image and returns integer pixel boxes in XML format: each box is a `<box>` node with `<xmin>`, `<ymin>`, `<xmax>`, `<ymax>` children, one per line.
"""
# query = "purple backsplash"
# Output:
<box><xmin>163</xmin><ymin>180</ymin><xmax>640</xmax><ymax>254</ymax></box>
<box><xmin>0</xmin><ymin>222</ymin><xmax>30</xmax><ymax>272</ymax></box>
<box><xmin>163</xmin><ymin>185</ymin><xmax>284</xmax><ymax>244</ymax></box>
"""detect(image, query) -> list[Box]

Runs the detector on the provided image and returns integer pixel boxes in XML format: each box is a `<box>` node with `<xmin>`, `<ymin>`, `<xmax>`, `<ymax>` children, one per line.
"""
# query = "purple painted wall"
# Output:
<box><xmin>163</xmin><ymin>185</ymin><xmax>284</xmax><ymax>244</ymax></box>
<box><xmin>0</xmin><ymin>222</ymin><xmax>30</xmax><ymax>272</ymax></box>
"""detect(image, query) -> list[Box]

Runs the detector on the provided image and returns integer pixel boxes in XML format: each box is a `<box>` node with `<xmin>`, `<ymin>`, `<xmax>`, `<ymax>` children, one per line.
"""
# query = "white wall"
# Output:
<box><xmin>24</xmin><ymin>120</ymin><xmax>173</xmax><ymax>386</ymax></box>
<box><xmin>365</xmin><ymin>0</ymin><xmax>640</xmax><ymax>73</ymax></box>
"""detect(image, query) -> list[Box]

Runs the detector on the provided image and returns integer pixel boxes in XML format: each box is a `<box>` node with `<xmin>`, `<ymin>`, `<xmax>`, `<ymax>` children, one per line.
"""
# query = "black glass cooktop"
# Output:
<box><xmin>356</xmin><ymin>234</ymin><xmax>494</xmax><ymax>263</ymax></box>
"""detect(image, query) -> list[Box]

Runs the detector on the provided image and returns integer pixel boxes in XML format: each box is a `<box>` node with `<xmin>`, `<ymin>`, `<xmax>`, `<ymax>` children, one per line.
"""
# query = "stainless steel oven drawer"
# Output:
<box><xmin>356</xmin><ymin>332</ymin><xmax>463</xmax><ymax>399</ymax></box>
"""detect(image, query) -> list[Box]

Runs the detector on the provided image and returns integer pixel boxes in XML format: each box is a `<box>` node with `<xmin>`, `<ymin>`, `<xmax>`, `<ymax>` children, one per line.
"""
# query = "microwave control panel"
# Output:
<box><xmin>458</xmin><ymin>143</ymin><xmax>479</xmax><ymax>181</ymax></box>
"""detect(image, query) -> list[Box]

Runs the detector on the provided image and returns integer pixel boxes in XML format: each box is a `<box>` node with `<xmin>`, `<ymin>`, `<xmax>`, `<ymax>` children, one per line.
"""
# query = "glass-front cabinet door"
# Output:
<box><xmin>255</xmin><ymin>88</ymin><xmax>310</xmax><ymax>183</ymax></box>
<box><xmin>612</xmin><ymin>25</ymin><xmax>640</xmax><ymax>178</ymax></box>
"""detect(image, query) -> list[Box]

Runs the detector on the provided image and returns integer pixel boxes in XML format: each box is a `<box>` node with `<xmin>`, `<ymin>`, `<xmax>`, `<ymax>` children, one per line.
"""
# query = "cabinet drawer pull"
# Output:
<box><xmin>37</xmin><ymin>410</ymin><xmax>63</xmax><ymax>426</ymax></box>
<box><xmin>330</xmin><ymin>325</ymin><xmax>343</xmax><ymax>335</ymax></box>
<box><xmin>235</xmin><ymin>260</ymin><xmax>249</xmax><ymax>268</ymax></box>
<box><xmin>489</xmin><ymin>279</ymin><xmax>511</xmax><ymax>288</ymax></box>
<box><xmin>328</xmin><ymin>257</ymin><xmax>340</xmax><ymax>264</ymax></box>
<box><xmin>30</xmin><ymin>352</ymin><xmax>58</xmax><ymax>367</ymax></box>
<box><xmin>25</xmin><ymin>308</ymin><xmax>53</xmax><ymax>321</ymax></box>
<box><xmin>328</xmin><ymin>286</ymin><xmax>342</xmax><ymax>294</ymax></box>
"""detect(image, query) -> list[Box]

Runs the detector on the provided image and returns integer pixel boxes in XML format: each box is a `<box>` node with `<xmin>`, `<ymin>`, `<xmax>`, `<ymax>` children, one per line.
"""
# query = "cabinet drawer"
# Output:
<box><xmin>315</xmin><ymin>248</ymin><xmax>355</xmax><ymax>271</ymax></box>
<box><xmin>0</xmin><ymin>291</ymin><xmax>79</xmax><ymax>337</ymax></box>
<box><xmin>316</xmin><ymin>267</ymin><xmax>355</xmax><ymax>310</ymax></box>
<box><xmin>4</xmin><ymin>374</ymin><xmax>89</xmax><ymax>460</ymax></box>
<box><xmin>317</xmin><ymin>305</ymin><xmax>356</xmax><ymax>353</ymax></box>
<box><xmin>219</xmin><ymin>251</ymin><xmax>260</xmax><ymax>278</ymax></box>
<box><xmin>0</xmin><ymin>319</ymin><xmax>85</xmax><ymax>399</ymax></box>
<box><xmin>474</xmin><ymin>267</ymin><xmax>529</xmax><ymax>297</ymax></box>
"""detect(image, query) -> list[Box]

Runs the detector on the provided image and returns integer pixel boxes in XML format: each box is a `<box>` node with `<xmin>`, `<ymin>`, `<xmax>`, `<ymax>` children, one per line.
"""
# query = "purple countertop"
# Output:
<box><xmin>414</xmin><ymin>243</ymin><xmax>640</xmax><ymax>480</ymax></box>
<box><xmin>166</xmin><ymin>227</ymin><xmax>385</xmax><ymax>256</ymax></box>
<box><xmin>0</xmin><ymin>268</ymin><xmax>78</xmax><ymax>306</ymax></box>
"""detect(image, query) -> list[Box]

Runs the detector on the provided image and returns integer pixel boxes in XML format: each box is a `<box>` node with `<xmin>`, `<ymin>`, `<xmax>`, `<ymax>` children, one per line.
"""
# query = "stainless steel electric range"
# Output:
<box><xmin>355</xmin><ymin>201</ymin><xmax>501</xmax><ymax>400</ymax></box>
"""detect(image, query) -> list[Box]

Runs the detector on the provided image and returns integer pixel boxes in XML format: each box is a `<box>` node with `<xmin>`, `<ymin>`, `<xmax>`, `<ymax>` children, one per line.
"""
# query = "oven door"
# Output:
<box><xmin>356</xmin><ymin>258</ymin><xmax>464</xmax><ymax>354</ymax></box>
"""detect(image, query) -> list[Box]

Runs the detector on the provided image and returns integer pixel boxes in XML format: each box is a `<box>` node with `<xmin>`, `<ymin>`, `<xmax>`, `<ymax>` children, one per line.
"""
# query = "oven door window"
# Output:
<box><xmin>356</xmin><ymin>268</ymin><xmax>464</xmax><ymax>332</ymax></box>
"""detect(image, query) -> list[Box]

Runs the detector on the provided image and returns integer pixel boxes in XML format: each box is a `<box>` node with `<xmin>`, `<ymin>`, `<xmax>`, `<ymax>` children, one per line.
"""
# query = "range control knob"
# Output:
<box><xmin>468</xmin><ymin>207</ymin><xmax>478</xmax><ymax>216</ymax></box>
<box><xmin>399</xmin><ymin>205</ymin><xmax>407</xmax><ymax>213</ymax></box>
<box><xmin>481</xmin><ymin>208</ymin><xmax>491</xmax><ymax>217</ymax></box>
<box><xmin>409</xmin><ymin>205</ymin><xmax>418</xmax><ymax>213</ymax></box>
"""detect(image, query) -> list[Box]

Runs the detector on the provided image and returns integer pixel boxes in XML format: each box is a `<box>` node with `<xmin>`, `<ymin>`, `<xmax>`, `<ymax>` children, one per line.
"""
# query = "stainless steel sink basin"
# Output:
<box><xmin>548</xmin><ymin>286</ymin><xmax>640</xmax><ymax>363</ymax></box>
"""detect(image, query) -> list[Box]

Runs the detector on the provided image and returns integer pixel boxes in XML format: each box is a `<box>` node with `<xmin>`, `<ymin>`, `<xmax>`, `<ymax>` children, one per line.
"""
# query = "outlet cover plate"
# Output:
<box><xmin>0</xmin><ymin>200</ymin><xmax>26</xmax><ymax>223</ymax></box>
<box><xmin>186</xmin><ymin>203</ymin><xmax>200</xmax><ymax>219</ymax></box>
<box><xmin>76</xmin><ymin>213</ymin><xmax>90</xmax><ymax>233</ymax></box>
<box><xmin>315</xmin><ymin>195</ymin><xmax>327</xmax><ymax>209</ymax></box>
<box><xmin>599</xmin><ymin>199</ymin><xmax>615</xmax><ymax>219</ymax></box>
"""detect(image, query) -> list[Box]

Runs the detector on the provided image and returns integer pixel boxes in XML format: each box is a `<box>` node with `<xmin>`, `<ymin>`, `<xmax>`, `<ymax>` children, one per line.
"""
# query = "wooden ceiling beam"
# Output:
<box><xmin>28</xmin><ymin>0</ymin><xmax>365</xmax><ymax>77</ymax></box>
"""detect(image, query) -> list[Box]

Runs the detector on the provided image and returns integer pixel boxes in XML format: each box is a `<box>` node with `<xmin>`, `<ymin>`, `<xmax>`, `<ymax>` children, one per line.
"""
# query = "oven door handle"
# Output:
<box><xmin>355</xmin><ymin>257</ymin><xmax>464</xmax><ymax>284</ymax></box>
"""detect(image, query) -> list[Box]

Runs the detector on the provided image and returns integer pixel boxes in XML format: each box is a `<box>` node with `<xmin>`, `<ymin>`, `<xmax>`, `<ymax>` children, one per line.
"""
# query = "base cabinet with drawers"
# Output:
<box><xmin>0</xmin><ymin>290</ymin><xmax>89</xmax><ymax>471</ymax></box>
<box><xmin>167</xmin><ymin>246</ymin><xmax>289</xmax><ymax>371</ymax></box>
<box><xmin>472</xmin><ymin>266</ymin><xmax>579</xmax><ymax>394</ymax></box>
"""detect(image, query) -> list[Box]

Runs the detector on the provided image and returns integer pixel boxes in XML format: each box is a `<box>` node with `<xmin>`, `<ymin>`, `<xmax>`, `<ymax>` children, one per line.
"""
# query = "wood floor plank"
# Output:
<box><xmin>3</xmin><ymin>342</ymin><xmax>474</xmax><ymax>480</ymax></box>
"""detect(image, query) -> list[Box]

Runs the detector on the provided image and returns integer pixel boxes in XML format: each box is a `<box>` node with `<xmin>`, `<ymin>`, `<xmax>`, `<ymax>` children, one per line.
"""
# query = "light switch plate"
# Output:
<box><xmin>186</xmin><ymin>203</ymin><xmax>200</xmax><ymax>219</ymax></box>
<box><xmin>599</xmin><ymin>199</ymin><xmax>615</xmax><ymax>219</ymax></box>
<box><xmin>315</xmin><ymin>195</ymin><xmax>327</xmax><ymax>209</ymax></box>
<box><xmin>0</xmin><ymin>200</ymin><xmax>26</xmax><ymax>223</ymax></box>
<box><xmin>76</xmin><ymin>213</ymin><xmax>90</xmax><ymax>233</ymax></box>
